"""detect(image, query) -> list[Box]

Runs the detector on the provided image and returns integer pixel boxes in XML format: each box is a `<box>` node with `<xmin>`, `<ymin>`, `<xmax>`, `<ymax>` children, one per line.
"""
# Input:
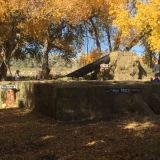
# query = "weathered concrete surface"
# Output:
<box><xmin>0</xmin><ymin>81</ymin><xmax>160</xmax><ymax>121</ymax></box>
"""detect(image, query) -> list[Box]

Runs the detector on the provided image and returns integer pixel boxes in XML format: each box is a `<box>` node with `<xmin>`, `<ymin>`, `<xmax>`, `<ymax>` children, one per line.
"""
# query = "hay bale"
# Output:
<box><xmin>128</xmin><ymin>94</ymin><xmax>154</xmax><ymax>115</ymax></box>
<box><xmin>37</xmin><ymin>83</ymin><xmax>58</xmax><ymax>117</ymax></box>
<box><xmin>113</xmin><ymin>93</ymin><xmax>132</xmax><ymax>113</ymax></box>
<box><xmin>97</xmin><ymin>64</ymin><xmax>111</xmax><ymax>80</ymax></box>
<box><xmin>14</xmin><ymin>81</ymin><xmax>39</xmax><ymax>110</ymax></box>
<box><xmin>55</xmin><ymin>84</ymin><xmax>113</xmax><ymax>121</ymax></box>
<box><xmin>150</xmin><ymin>93</ymin><xmax>160</xmax><ymax>114</ymax></box>
<box><xmin>114</xmin><ymin>54</ymin><xmax>140</xmax><ymax>80</ymax></box>
<box><xmin>1</xmin><ymin>80</ymin><xmax>159</xmax><ymax>121</ymax></box>
<box><xmin>103</xmin><ymin>51</ymin><xmax>153</xmax><ymax>80</ymax></box>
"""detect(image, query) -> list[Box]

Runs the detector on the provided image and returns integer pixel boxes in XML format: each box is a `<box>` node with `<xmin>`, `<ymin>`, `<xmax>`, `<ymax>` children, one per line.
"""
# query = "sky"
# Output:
<box><xmin>130</xmin><ymin>45</ymin><xmax>145</xmax><ymax>56</ymax></box>
<box><xmin>82</xmin><ymin>30</ymin><xmax>145</xmax><ymax>57</ymax></box>
<box><xmin>82</xmin><ymin>36</ymin><xmax>145</xmax><ymax>57</ymax></box>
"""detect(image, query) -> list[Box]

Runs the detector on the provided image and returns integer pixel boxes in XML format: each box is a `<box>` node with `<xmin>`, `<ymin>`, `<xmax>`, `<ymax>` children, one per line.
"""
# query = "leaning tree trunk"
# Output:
<box><xmin>113</xmin><ymin>30</ymin><xmax>122</xmax><ymax>51</ymax></box>
<box><xmin>42</xmin><ymin>39</ymin><xmax>50</xmax><ymax>79</ymax></box>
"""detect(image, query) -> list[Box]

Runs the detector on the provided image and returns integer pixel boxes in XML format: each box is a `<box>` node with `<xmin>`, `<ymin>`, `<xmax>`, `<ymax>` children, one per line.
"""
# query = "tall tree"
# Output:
<box><xmin>0</xmin><ymin>0</ymin><xmax>29</xmax><ymax>80</ymax></box>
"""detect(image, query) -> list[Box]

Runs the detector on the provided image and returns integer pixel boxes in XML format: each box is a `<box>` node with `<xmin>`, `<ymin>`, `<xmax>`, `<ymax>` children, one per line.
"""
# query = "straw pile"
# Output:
<box><xmin>97</xmin><ymin>51</ymin><xmax>153</xmax><ymax>81</ymax></box>
<box><xmin>1</xmin><ymin>81</ymin><xmax>160</xmax><ymax>121</ymax></box>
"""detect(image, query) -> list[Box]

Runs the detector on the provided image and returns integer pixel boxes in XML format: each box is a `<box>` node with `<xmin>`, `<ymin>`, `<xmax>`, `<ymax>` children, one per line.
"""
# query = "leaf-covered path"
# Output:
<box><xmin>0</xmin><ymin>109</ymin><xmax>160</xmax><ymax>160</ymax></box>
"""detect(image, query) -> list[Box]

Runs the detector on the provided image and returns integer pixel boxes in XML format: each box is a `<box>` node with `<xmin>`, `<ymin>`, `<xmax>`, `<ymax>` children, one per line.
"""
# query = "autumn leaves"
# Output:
<box><xmin>0</xmin><ymin>0</ymin><xmax>160</xmax><ymax>79</ymax></box>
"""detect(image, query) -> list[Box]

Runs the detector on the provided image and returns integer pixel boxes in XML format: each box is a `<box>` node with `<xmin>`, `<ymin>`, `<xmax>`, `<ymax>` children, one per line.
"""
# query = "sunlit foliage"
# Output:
<box><xmin>1</xmin><ymin>0</ymin><xmax>160</xmax><ymax>79</ymax></box>
<box><xmin>79</xmin><ymin>49</ymin><xmax>101</xmax><ymax>66</ymax></box>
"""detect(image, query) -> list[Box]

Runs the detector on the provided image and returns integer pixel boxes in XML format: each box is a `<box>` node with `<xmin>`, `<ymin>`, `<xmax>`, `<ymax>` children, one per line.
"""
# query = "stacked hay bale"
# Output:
<box><xmin>29</xmin><ymin>81</ymin><xmax>157</xmax><ymax>120</ymax></box>
<box><xmin>1</xmin><ymin>80</ymin><xmax>160</xmax><ymax>120</ymax></box>
<box><xmin>98</xmin><ymin>51</ymin><xmax>153</xmax><ymax>81</ymax></box>
<box><xmin>29</xmin><ymin>81</ymin><xmax>115</xmax><ymax>121</ymax></box>
<box><xmin>55</xmin><ymin>83</ymin><xmax>113</xmax><ymax>120</ymax></box>
<box><xmin>97</xmin><ymin>52</ymin><xmax>119</xmax><ymax>80</ymax></box>
<box><xmin>97</xmin><ymin>64</ymin><xmax>112</xmax><ymax>80</ymax></box>
<box><xmin>139</xmin><ymin>58</ymin><xmax>154</xmax><ymax>80</ymax></box>
<box><xmin>35</xmin><ymin>82</ymin><xmax>58</xmax><ymax>117</ymax></box>
<box><xmin>113</xmin><ymin>52</ymin><xmax>140</xmax><ymax>80</ymax></box>
<box><xmin>12</xmin><ymin>81</ymin><xmax>38</xmax><ymax>109</ymax></box>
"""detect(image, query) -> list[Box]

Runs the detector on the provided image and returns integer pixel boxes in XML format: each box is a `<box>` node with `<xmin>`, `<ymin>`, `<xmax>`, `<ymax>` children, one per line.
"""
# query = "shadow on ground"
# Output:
<box><xmin>0</xmin><ymin>108</ymin><xmax>160</xmax><ymax>160</ymax></box>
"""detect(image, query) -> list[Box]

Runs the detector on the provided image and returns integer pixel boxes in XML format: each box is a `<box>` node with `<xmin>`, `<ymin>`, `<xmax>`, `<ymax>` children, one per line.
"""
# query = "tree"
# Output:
<box><xmin>23</xmin><ymin>0</ymin><xmax>84</xmax><ymax>78</ymax></box>
<box><xmin>0</xmin><ymin>0</ymin><xmax>29</xmax><ymax>80</ymax></box>
<box><xmin>112</xmin><ymin>0</ymin><xmax>160</xmax><ymax>54</ymax></box>
<box><xmin>79</xmin><ymin>49</ymin><xmax>101</xmax><ymax>67</ymax></box>
<box><xmin>1</xmin><ymin>0</ymin><xmax>160</xmax><ymax>81</ymax></box>
<box><xmin>141</xmin><ymin>38</ymin><xmax>157</xmax><ymax>68</ymax></box>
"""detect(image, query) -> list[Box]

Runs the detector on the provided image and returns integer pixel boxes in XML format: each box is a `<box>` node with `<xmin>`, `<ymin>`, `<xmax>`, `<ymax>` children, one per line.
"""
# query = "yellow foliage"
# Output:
<box><xmin>79</xmin><ymin>49</ymin><xmax>101</xmax><ymax>66</ymax></box>
<box><xmin>135</xmin><ymin>0</ymin><xmax>160</xmax><ymax>52</ymax></box>
<box><xmin>0</xmin><ymin>0</ymin><xmax>160</xmax><ymax>55</ymax></box>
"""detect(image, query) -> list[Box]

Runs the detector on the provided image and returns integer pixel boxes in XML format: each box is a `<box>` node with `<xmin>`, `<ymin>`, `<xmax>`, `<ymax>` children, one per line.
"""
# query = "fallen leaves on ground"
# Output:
<box><xmin>0</xmin><ymin>109</ymin><xmax>160</xmax><ymax>160</ymax></box>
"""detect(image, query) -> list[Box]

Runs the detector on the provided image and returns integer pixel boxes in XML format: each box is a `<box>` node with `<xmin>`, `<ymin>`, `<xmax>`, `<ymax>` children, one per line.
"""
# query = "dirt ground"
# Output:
<box><xmin>0</xmin><ymin>109</ymin><xmax>160</xmax><ymax>160</ymax></box>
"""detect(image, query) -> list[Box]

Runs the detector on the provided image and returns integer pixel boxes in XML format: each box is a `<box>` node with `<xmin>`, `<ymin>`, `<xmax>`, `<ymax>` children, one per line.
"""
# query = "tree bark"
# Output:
<box><xmin>89</xmin><ymin>18</ymin><xmax>101</xmax><ymax>53</ymax></box>
<box><xmin>105</xmin><ymin>24</ymin><xmax>112</xmax><ymax>52</ymax></box>
<box><xmin>113</xmin><ymin>31</ymin><xmax>122</xmax><ymax>51</ymax></box>
<box><xmin>42</xmin><ymin>39</ymin><xmax>50</xmax><ymax>79</ymax></box>
<box><xmin>0</xmin><ymin>62</ymin><xmax>7</xmax><ymax>80</ymax></box>
<box><xmin>0</xmin><ymin>40</ymin><xmax>18</xmax><ymax>81</ymax></box>
<box><xmin>124</xmin><ymin>33</ymin><xmax>144</xmax><ymax>51</ymax></box>
<box><xmin>149</xmin><ymin>50</ymin><xmax>152</xmax><ymax>68</ymax></box>
<box><xmin>124</xmin><ymin>29</ymin><xmax>152</xmax><ymax>52</ymax></box>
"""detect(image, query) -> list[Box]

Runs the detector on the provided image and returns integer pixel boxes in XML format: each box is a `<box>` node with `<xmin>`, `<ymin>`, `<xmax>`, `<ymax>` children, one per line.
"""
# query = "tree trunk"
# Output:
<box><xmin>0</xmin><ymin>40</ymin><xmax>18</xmax><ymax>81</ymax></box>
<box><xmin>0</xmin><ymin>62</ymin><xmax>7</xmax><ymax>80</ymax></box>
<box><xmin>149</xmin><ymin>51</ymin><xmax>152</xmax><ymax>68</ymax></box>
<box><xmin>143</xmin><ymin>41</ymin><xmax>154</xmax><ymax>68</ymax></box>
<box><xmin>0</xmin><ymin>26</ymin><xmax>19</xmax><ymax>81</ymax></box>
<box><xmin>124</xmin><ymin>29</ymin><xmax>152</xmax><ymax>52</ymax></box>
<box><xmin>89</xmin><ymin>18</ymin><xmax>101</xmax><ymax>53</ymax></box>
<box><xmin>124</xmin><ymin>33</ymin><xmax>145</xmax><ymax>51</ymax></box>
<box><xmin>42</xmin><ymin>39</ymin><xmax>50</xmax><ymax>79</ymax></box>
<box><xmin>105</xmin><ymin>24</ymin><xmax>112</xmax><ymax>52</ymax></box>
<box><xmin>113</xmin><ymin>31</ymin><xmax>122</xmax><ymax>51</ymax></box>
